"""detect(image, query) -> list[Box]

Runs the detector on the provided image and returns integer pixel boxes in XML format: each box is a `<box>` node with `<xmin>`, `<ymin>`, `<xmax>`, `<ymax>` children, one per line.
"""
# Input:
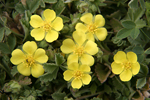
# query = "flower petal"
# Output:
<box><xmin>63</xmin><ymin>70</ymin><xmax>73</xmax><ymax>81</ymax></box>
<box><xmin>111</xmin><ymin>62</ymin><xmax>124</xmax><ymax>74</ymax></box>
<box><xmin>23</xmin><ymin>41</ymin><xmax>37</xmax><ymax>55</ymax></box>
<box><xmin>127</xmin><ymin>52</ymin><xmax>137</xmax><ymax>63</ymax></box>
<box><xmin>84</xmin><ymin>40</ymin><xmax>98</xmax><ymax>55</ymax></box>
<box><xmin>73</xmin><ymin>31</ymin><xmax>86</xmax><ymax>45</ymax></box>
<box><xmin>51</xmin><ymin>17</ymin><xmax>63</xmax><ymax>31</ymax></box>
<box><xmin>31</xmin><ymin>63</ymin><xmax>44</xmax><ymax>78</ymax></box>
<box><xmin>80</xmin><ymin>54</ymin><xmax>94</xmax><ymax>66</ymax></box>
<box><xmin>10</xmin><ymin>49</ymin><xmax>26</xmax><ymax>65</ymax></box>
<box><xmin>114</xmin><ymin>51</ymin><xmax>127</xmax><ymax>63</ymax></box>
<box><xmin>81</xmin><ymin>74</ymin><xmax>91</xmax><ymax>85</ymax></box>
<box><xmin>94</xmin><ymin>15</ymin><xmax>105</xmax><ymax>27</ymax></box>
<box><xmin>71</xmin><ymin>78</ymin><xmax>82</xmax><ymax>89</ymax></box>
<box><xmin>119</xmin><ymin>69</ymin><xmax>132</xmax><ymax>81</ymax></box>
<box><xmin>68</xmin><ymin>62</ymin><xmax>79</xmax><ymax>71</ymax></box>
<box><xmin>45</xmin><ymin>30</ymin><xmax>58</xmax><ymax>43</ymax></box>
<box><xmin>79</xmin><ymin>64</ymin><xmax>90</xmax><ymax>72</ymax></box>
<box><xmin>67</xmin><ymin>54</ymin><xmax>78</xmax><ymax>65</ymax></box>
<box><xmin>34</xmin><ymin>48</ymin><xmax>48</xmax><ymax>63</ymax></box>
<box><xmin>80</xmin><ymin>13</ymin><xmax>93</xmax><ymax>24</ymax></box>
<box><xmin>95</xmin><ymin>28</ymin><xmax>107</xmax><ymax>41</ymax></box>
<box><xmin>60</xmin><ymin>39</ymin><xmax>75</xmax><ymax>54</ymax></box>
<box><xmin>131</xmin><ymin>62</ymin><xmax>140</xmax><ymax>75</ymax></box>
<box><xmin>30</xmin><ymin>15</ymin><xmax>43</xmax><ymax>28</ymax></box>
<box><xmin>43</xmin><ymin>9</ymin><xmax>56</xmax><ymax>22</ymax></box>
<box><xmin>86</xmin><ymin>32</ymin><xmax>95</xmax><ymax>41</ymax></box>
<box><xmin>17</xmin><ymin>63</ymin><xmax>30</xmax><ymax>76</ymax></box>
<box><xmin>31</xmin><ymin>28</ymin><xmax>45</xmax><ymax>41</ymax></box>
<box><xmin>75</xmin><ymin>23</ymin><xmax>88</xmax><ymax>33</ymax></box>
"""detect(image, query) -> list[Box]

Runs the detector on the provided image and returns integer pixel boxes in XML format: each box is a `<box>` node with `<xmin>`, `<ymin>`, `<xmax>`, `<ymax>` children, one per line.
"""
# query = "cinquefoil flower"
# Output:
<box><xmin>63</xmin><ymin>62</ymin><xmax>91</xmax><ymax>89</ymax></box>
<box><xmin>30</xmin><ymin>9</ymin><xmax>63</xmax><ymax>42</ymax></box>
<box><xmin>75</xmin><ymin>13</ymin><xmax>107</xmax><ymax>41</ymax></box>
<box><xmin>111</xmin><ymin>51</ymin><xmax>140</xmax><ymax>81</ymax></box>
<box><xmin>10</xmin><ymin>41</ymin><xmax>48</xmax><ymax>78</ymax></box>
<box><xmin>60</xmin><ymin>31</ymin><xmax>98</xmax><ymax>66</ymax></box>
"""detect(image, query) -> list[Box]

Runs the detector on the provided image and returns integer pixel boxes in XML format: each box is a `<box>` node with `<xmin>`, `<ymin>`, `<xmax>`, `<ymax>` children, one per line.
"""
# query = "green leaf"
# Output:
<box><xmin>144</xmin><ymin>47</ymin><xmax>150</xmax><ymax>54</ymax></box>
<box><xmin>7</xmin><ymin>34</ymin><xmax>16</xmax><ymax>51</ymax></box>
<box><xmin>110</xmin><ymin>18</ymin><xmax>123</xmax><ymax>32</ymax></box>
<box><xmin>26</xmin><ymin>95</ymin><xmax>36</xmax><ymax>100</ymax></box>
<box><xmin>0</xmin><ymin>27</ymin><xmax>5</xmax><ymax>42</ymax></box>
<box><xmin>95</xmin><ymin>63</ymin><xmax>111</xmax><ymax>83</ymax></box>
<box><xmin>0</xmin><ymin>43</ymin><xmax>11</xmax><ymax>54</ymax></box>
<box><xmin>132</xmin><ymin>46</ymin><xmax>144</xmax><ymax>54</ymax></box>
<box><xmin>116</xmin><ymin>28</ymin><xmax>133</xmax><ymax>39</ymax></box>
<box><xmin>135</xmin><ymin>19</ymin><xmax>146</xmax><ymax>28</ymax></box>
<box><xmin>44</xmin><ymin>0</ymin><xmax>57</xmax><ymax>3</ymax></box>
<box><xmin>15</xmin><ymin>3</ymin><xmax>26</xmax><ymax>14</ymax></box>
<box><xmin>122</xmin><ymin>20</ymin><xmax>136</xmax><ymax>29</ymax></box>
<box><xmin>60</xmin><ymin>15</ymin><xmax>70</xmax><ymax>23</ymax></box>
<box><xmin>91</xmin><ymin>97</ymin><xmax>102</xmax><ymax>100</ymax></box>
<box><xmin>52</xmin><ymin>0</ymin><xmax>65</xmax><ymax>15</ymax></box>
<box><xmin>0</xmin><ymin>16</ymin><xmax>7</xmax><ymax>25</ymax></box>
<box><xmin>52</xmin><ymin>92</ymin><xmax>66</xmax><ymax>100</ymax></box>
<box><xmin>55</xmin><ymin>53</ymin><xmax>65</xmax><ymax>66</ymax></box>
<box><xmin>136</xmin><ymin>77</ymin><xmax>146</xmax><ymax>89</ymax></box>
<box><xmin>90</xmin><ymin>83</ymin><xmax>97</xmax><ymax>94</ymax></box>
<box><xmin>130</xmin><ymin>28</ymin><xmax>140</xmax><ymax>39</ymax></box>
<box><xmin>43</xmin><ymin>63</ymin><xmax>58</xmax><ymax>73</ymax></box>
<box><xmin>26</xmin><ymin>0</ymin><xmax>40</xmax><ymax>13</ymax></box>
<box><xmin>104</xmin><ymin>84</ymin><xmax>112</xmax><ymax>94</ymax></box>
<box><xmin>134</xmin><ymin>8</ymin><xmax>145</xmax><ymax>22</ymax></box>
<box><xmin>139</xmin><ymin>0</ymin><xmax>145</xmax><ymax>9</ymax></box>
<box><xmin>128</xmin><ymin>0</ymin><xmax>138</xmax><ymax>9</ymax></box>
<box><xmin>18</xmin><ymin>77</ymin><xmax>32</xmax><ymax>86</ymax></box>
<box><xmin>5</xmin><ymin>27</ymin><xmax>11</xmax><ymax>36</ymax></box>
<box><xmin>11</xmin><ymin>66</ymin><xmax>18</xmax><ymax>76</ymax></box>
<box><xmin>137</xmin><ymin>64</ymin><xmax>148</xmax><ymax>77</ymax></box>
<box><xmin>40</xmin><ymin>0</ymin><xmax>45</xmax><ymax>7</ymax></box>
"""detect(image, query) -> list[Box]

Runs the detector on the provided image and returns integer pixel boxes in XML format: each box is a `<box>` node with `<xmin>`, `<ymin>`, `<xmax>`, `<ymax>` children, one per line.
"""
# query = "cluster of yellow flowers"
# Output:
<box><xmin>10</xmin><ymin>9</ymin><xmax>140</xmax><ymax>89</ymax></box>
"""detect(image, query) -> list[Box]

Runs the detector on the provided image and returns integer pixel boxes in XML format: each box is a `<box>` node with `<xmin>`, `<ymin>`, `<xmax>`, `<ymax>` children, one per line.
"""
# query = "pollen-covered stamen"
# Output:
<box><xmin>73</xmin><ymin>45</ymin><xmax>84</xmax><ymax>57</ymax></box>
<box><xmin>88</xmin><ymin>24</ymin><xmax>97</xmax><ymax>33</ymax></box>
<box><xmin>74</xmin><ymin>70</ymin><xmax>83</xmax><ymax>79</ymax></box>
<box><xmin>25</xmin><ymin>55</ymin><xmax>35</xmax><ymax>67</ymax></box>
<box><xmin>42</xmin><ymin>21</ymin><xmax>51</xmax><ymax>32</ymax></box>
<box><xmin>122</xmin><ymin>61</ymin><xmax>131</xmax><ymax>70</ymax></box>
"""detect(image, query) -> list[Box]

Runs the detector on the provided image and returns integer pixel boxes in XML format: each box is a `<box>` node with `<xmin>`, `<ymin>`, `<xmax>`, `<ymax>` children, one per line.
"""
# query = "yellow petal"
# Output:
<box><xmin>80</xmin><ymin>13</ymin><xmax>93</xmax><ymax>24</ymax></box>
<box><xmin>31</xmin><ymin>63</ymin><xmax>44</xmax><ymax>78</ymax></box>
<box><xmin>31</xmin><ymin>28</ymin><xmax>45</xmax><ymax>41</ymax></box>
<box><xmin>73</xmin><ymin>31</ymin><xmax>86</xmax><ymax>45</ymax></box>
<box><xmin>43</xmin><ymin>9</ymin><xmax>56</xmax><ymax>22</ymax></box>
<box><xmin>30</xmin><ymin>15</ymin><xmax>43</xmax><ymax>28</ymax></box>
<box><xmin>114</xmin><ymin>51</ymin><xmax>127</xmax><ymax>63</ymax></box>
<box><xmin>131</xmin><ymin>62</ymin><xmax>140</xmax><ymax>75</ymax></box>
<box><xmin>71</xmin><ymin>78</ymin><xmax>82</xmax><ymax>89</ymax></box>
<box><xmin>95</xmin><ymin>28</ymin><xmax>107</xmax><ymax>41</ymax></box>
<box><xmin>111</xmin><ymin>62</ymin><xmax>124</xmax><ymax>74</ymax></box>
<box><xmin>17</xmin><ymin>63</ymin><xmax>30</xmax><ymax>76</ymax></box>
<box><xmin>81</xmin><ymin>74</ymin><xmax>91</xmax><ymax>85</ymax></box>
<box><xmin>51</xmin><ymin>17</ymin><xmax>63</xmax><ymax>31</ymax></box>
<box><xmin>86</xmin><ymin>32</ymin><xmax>95</xmax><ymax>41</ymax></box>
<box><xmin>10</xmin><ymin>49</ymin><xmax>26</xmax><ymax>65</ymax></box>
<box><xmin>79</xmin><ymin>64</ymin><xmax>90</xmax><ymax>72</ymax></box>
<box><xmin>75</xmin><ymin>23</ymin><xmax>88</xmax><ymax>33</ymax></box>
<box><xmin>127</xmin><ymin>52</ymin><xmax>137</xmax><ymax>63</ymax></box>
<box><xmin>80</xmin><ymin>54</ymin><xmax>94</xmax><ymax>66</ymax></box>
<box><xmin>45</xmin><ymin>30</ymin><xmax>58</xmax><ymax>43</ymax></box>
<box><xmin>67</xmin><ymin>54</ymin><xmax>78</xmax><ymax>65</ymax></box>
<box><xmin>33</xmin><ymin>48</ymin><xmax>48</xmax><ymax>63</ymax></box>
<box><xmin>63</xmin><ymin>70</ymin><xmax>73</xmax><ymax>81</ymax></box>
<box><xmin>68</xmin><ymin>62</ymin><xmax>79</xmax><ymax>71</ymax></box>
<box><xmin>94</xmin><ymin>15</ymin><xmax>105</xmax><ymax>27</ymax></box>
<box><xmin>60</xmin><ymin>39</ymin><xmax>75</xmax><ymax>54</ymax></box>
<box><xmin>23</xmin><ymin>41</ymin><xmax>37</xmax><ymax>55</ymax></box>
<box><xmin>84</xmin><ymin>40</ymin><xmax>98</xmax><ymax>55</ymax></box>
<box><xmin>119</xmin><ymin>69</ymin><xmax>132</xmax><ymax>81</ymax></box>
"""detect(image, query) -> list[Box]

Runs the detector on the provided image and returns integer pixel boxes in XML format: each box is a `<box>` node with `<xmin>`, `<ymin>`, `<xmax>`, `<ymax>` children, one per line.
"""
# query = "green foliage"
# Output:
<box><xmin>136</xmin><ymin>77</ymin><xmax>146</xmax><ymax>89</ymax></box>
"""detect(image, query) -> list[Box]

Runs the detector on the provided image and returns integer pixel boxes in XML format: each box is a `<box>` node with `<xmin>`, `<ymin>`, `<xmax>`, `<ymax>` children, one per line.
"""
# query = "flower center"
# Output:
<box><xmin>74</xmin><ymin>45</ymin><xmax>84</xmax><ymax>57</ymax></box>
<box><xmin>122</xmin><ymin>61</ymin><xmax>131</xmax><ymax>70</ymax></box>
<box><xmin>42</xmin><ymin>21</ymin><xmax>51</xmax><ymax>32</ymax></box>
<box><xmin>74</xmin><ymin>70</ymin><xmax>83</xmax><ymax>79</ymax></box>
<box><xmin>88</xmin><ymin>24</ymin><xmax>97</xmax><ymax>33</ymax></box>
<box><xmin>25</xmin><ymin>55</ymin><xmax>35</xmax><ymax>67</ymax></box>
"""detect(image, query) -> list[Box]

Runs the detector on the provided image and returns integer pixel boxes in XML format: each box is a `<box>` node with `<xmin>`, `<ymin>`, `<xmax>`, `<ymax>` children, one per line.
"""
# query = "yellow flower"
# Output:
<box><xmin>60</xmin><ymin>31</ymin><xmax>98</xmax><ymax>66</ymax></box>
<box><xmin>30</xmin><ymin>9</ymin><xmax>63</xmax><ymax>42</ymax></box>
<box><xmin>111</xmin><ymin>51</ymin><xmax>140</xmax><ymax>81</ymax></box>
<box><xmin>75</xmin><ymin>13</ymin><xmax>107</xmax><ymax>41</ymax></box>
<box><xmin>10</xmin><ymin>41</ymin><xmax>48</xmax><ymax>78</ymax></box>
<box><xmin>63</xmin><ymin>62</ymin><xmax>91</xmax><ymax>89</ymax></box>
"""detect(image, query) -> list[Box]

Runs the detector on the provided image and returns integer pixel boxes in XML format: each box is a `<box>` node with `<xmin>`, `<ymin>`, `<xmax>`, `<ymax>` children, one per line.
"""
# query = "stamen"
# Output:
<box><xmin>122</xmin><ymin>61</ymin><xmax>131</xmax><ymax>70</ymax></box>
<box><xmin>42</xmin><ymin>21</ymin><xmax>51</xmax><ymax>32</ymax></box>
<box><xmin>25</xmin><ymin>55</ymin><xmax>35</xmax><ymax>67</ymax></box>
<box><xmin>88</xmin><ymin>24</ymin><xmax>97</xmax><ymax>33</ymax></box>
<box><xmin>73</xmin><ymin>45</ymin><xmax>84</xmax><ymax>57</ymax></box>
<box><xmin>74</xmin><ymin>70</ymin><xmax>83</xmax><ymax>79</ymax></box>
